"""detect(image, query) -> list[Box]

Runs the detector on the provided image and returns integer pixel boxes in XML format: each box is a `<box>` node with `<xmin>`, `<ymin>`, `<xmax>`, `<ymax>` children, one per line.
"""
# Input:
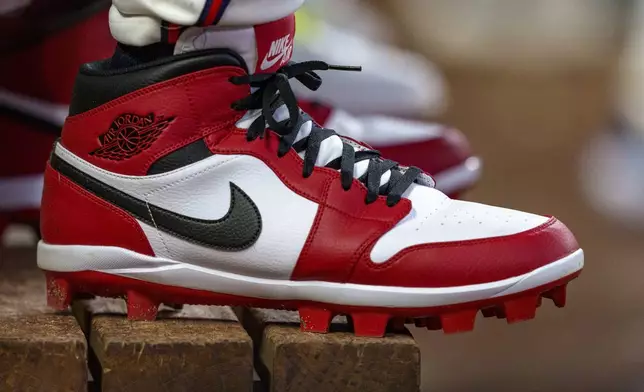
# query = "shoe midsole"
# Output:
<box><xmin>37</xmin><ymin>241</ymin><xmax>583</xmax><ymax>308</ymax></box>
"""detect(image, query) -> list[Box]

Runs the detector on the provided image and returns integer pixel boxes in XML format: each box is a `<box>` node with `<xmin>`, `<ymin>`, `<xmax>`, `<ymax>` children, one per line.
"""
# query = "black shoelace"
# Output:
<box><xmin>229</xmin><ymin>61</ymin><xmax>421</xmax><ymax>207</ymax></box>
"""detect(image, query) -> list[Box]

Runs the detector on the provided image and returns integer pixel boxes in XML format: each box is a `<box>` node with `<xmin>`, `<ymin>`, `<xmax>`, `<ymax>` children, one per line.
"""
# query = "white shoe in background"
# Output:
<box><xmin>292</xmin><ymin>6</ymin><xmax>447</xmax><ymax>117</ymax></box>
<box><xmin>581</xmin><ymin>0</ymin><xmax>644</xmax><ymax>228</ymax></box>
<box><xmin>581</xmin><ymin>125</ymin><xmax>644</xmax><ymax>228</ymax></box>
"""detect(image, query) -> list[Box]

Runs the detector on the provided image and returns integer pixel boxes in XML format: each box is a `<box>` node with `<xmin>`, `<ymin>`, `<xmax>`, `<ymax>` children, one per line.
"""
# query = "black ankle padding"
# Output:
<box><xmin>69</xmin><ymin>49</ymin><xmax>248</xmax><ymax>116</ymax></box>
<box><xmin>109</xmin><ymin>43</ymin><xmax>176</xmax><ymax>69</ymax></box>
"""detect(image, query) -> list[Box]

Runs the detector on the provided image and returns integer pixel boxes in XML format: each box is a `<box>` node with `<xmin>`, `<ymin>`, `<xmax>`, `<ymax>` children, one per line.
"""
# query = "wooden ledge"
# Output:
<box><xmin>0</xmin><ymin>247</ymin><xmax>87</xmax><ymax>392</ymax></box>
<box><xmin>74</xmin><ymin>299</ymin><xmax>254</xmax><ymax>392</ymax></box>
<box><xmin>237</xmin><ymin>308</ymin><xmax>421</xmax><ymax>392</ymax></box>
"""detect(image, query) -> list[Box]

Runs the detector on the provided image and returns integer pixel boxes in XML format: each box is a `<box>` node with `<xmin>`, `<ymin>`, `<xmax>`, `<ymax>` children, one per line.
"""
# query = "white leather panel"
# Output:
<box><xmin>55</xmin><ymin>144</ymin><xmax>318</xmax><ymax>279</ymax></box>
<box><xmin>371</xmin><ymin>184</ymin><xmax>550</xmax><ymax>263</ymax></box>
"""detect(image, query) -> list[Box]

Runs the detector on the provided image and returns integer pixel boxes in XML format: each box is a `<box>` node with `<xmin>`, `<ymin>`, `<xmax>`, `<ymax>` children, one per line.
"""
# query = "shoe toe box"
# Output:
<box><xmin>353</xmin><ymin>192</ymin><xmax>581</xmax><ymax>288</ymax></box>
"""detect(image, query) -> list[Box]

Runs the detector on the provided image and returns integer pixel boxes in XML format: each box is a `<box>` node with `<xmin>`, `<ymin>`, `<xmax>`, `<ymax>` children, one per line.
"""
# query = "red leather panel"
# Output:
<box><xmin>41</xmin><ymin>164</ymin><xmax>154</xmax><ymax>255</ymax></box>
<box><xmin>62</xmin><ymin>67</ymin><xmax>247</xmax><ymax>175</ymax></box>
<box><xmin>349</xmin><ymin>218</ymin><xmax>580</xmax><ymax>288</ymax></box>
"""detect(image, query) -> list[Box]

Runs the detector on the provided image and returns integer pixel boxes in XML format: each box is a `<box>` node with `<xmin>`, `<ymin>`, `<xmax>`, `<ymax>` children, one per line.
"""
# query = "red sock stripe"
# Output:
<box><xmin>166</xmin><ymin>23</ymin><xmax>182</xmax><ymax>43</ymax></box>
<box><xmin>161</xmin><ymin>22</ymin><xmax>183</xmax><ymax>44</ymax></box>
<box><xmin>200</xmin><ymin>0</ymin><xmax>224</xmax><ymax>26</ymax></box>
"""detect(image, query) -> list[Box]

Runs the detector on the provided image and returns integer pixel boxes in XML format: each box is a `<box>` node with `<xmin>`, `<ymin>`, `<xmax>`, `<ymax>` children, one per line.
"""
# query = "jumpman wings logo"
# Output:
<box><xmin>91</xmin><ymin>113</ymin><xmax>175</xmax><ymax>161</ymax></box>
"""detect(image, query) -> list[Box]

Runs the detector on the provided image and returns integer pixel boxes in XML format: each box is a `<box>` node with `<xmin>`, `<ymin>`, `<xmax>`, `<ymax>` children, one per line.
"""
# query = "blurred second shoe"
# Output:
<box><xmin>581</xmin><ymin>121</ymin><xmax>644</xmax><ymax>228</ymax></box>
<box><xmin>580</xmin><ymin>0</ymin><xmax>644</xmax><ymax>229</ymax></box>
<box><xmin>292</xmin><ymin>7</ymin><xmax>447</xmax><ymax>117</ymax></box>
<box><xmin>0</xmin><ymin>4</ymin><xmax>114</xmax><ymax>238</ymax></box>
<box><xmin>299</xmin><ymin>101</ymin><xmax>481</xmax><ymax>197</ymax></box>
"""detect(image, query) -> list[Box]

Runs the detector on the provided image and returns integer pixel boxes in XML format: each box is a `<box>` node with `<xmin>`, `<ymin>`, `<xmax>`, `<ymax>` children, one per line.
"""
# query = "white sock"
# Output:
<box><xmin>109</xmin><ymin>0</ymin><xmax>305</xmax><ymax>47</ymax></box>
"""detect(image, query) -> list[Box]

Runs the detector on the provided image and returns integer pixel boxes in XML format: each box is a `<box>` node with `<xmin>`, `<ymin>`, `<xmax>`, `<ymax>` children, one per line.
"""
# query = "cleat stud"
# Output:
<box><xmin>351</xmin><ymin>312</ymin><xmax>390</xmax><ymax>337</ymax></box>
<box><xmin>46</xmin><ymin>274</ymin><xmax>73</xmax><ymax>310</ymax></box>
<box><xmin>503</xmin><ymin>295</ymin><xmax>539</xmax><ymax>324</ymax></box>
<box><xmin>414</xmin><ymin>318</ymin><xmax>427</xmax><ymax>328</ymax></box>
<box><xmin>425</xmin><ymin>316</ymin><xmax>442</xmax><ymax>331</ymax></box>
<box><xmin>299</xmin><ymin>307</ymin><xmax>333</xmax><ymax>333</ymax></box>
<box><xmin>495</xmin><ymin>307</ymin><xmax>507</xmax><ymax>319</ymax></box>
<box><xmin>546</xmin><ymin>285</ymin><xmax>567</xmax><ymax>308</ymax></box>
<box><xmin>389</xmin><ymin>318</ymin><xmax>408</xmax><ymax>333</ymax></box>
<box><xmin>126</xmin><ymin>291</ymin><xmax>159</xmax><ymax>321</ymax></box>
<box><xmin>481</xmin><ymin>307</ymin><xmax>496</xmax><ymax>318</ymax></box>
<box><xmin>440</xmin><ymin>309</ymin><xmax>477</xmax><ymax>334</ymax></box>
<box><xmin>537</xmin><ymin>296</ymin><xmax>543</xmax><ymax>307</ymax></box>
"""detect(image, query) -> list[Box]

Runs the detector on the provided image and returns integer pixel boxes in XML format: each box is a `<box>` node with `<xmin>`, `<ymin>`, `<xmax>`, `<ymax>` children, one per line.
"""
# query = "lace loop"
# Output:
<box><xmin>230</xmin><ymin>61</ymin><xmax>420</xmax><ymax>206</ymax></box>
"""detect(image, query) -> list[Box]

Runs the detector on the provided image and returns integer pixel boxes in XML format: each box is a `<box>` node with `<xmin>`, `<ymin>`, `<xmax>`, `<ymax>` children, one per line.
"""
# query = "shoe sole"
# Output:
<box><xmin>39</xmin><ymin>242</ymin><xmax>583</xmax><ymax>337</ymax></box>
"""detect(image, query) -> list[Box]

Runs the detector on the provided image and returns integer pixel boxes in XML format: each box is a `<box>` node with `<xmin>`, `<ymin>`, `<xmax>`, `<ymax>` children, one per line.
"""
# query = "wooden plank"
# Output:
<box><xmin>237</xmin><ymin>308</ymin><xmax>421</xmax><ymax>392</ymax></box>
<box><xmin>73</xmin><ymin>299</ymin><xmax>254</xmax><ymax>392</ymax></box>
<box><xmin>0</xmin><ymin>247</ymin><xmax>87</xmax><ymax>392</ymax></box>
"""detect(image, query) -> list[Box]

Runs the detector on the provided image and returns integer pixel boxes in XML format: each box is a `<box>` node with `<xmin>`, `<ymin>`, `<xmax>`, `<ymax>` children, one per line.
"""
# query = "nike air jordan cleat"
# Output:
<box><xmin>0</xmin><ymin>5</ymin><xmax>113</xmax><ymax>238</ymax></box>
<box><xmin>298</xmin><ymin>100</ymin><xmax>481</xmax><ymax>197</ymax></box>
<box><xmin>39</xmin><ymin>17</ymin><xmax>583</xmax><ymax>338</ymax></box>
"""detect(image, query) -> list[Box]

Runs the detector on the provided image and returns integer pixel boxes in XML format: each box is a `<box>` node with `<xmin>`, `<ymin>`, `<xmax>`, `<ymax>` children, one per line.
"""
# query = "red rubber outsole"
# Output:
<box><xmin>44</xmin><ymin>269</ymin><xmax>581</xmax><ymax>338</ymax></box>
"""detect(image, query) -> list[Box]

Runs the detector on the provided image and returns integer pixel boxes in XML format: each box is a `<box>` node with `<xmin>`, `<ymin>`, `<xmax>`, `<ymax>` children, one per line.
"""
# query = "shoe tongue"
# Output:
<box><xmin>174</xmin><ymin>14</ymin><xmax>295</xmax><ymax>74</ymax></box>
<box><xmin>241</xmin><ymin>104</ymin><xmax>435</xmax><ymax>190</ymax></box>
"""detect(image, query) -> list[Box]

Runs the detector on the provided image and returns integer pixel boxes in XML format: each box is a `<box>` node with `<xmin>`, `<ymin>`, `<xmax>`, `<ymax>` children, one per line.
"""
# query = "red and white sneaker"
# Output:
<box><xmin>39</xmin><ymin>16</ymin><xmax>583</xmax><ymax>337</ymax></box>
<box><xmin>0</xmin><ymin>5</ymin><xmax>113</xmax><ymax>238</ymax></box>
<box><xmin>298</xmin><ymin>100</ymin><xmax>481</xmax><ymax>197</ymax></box>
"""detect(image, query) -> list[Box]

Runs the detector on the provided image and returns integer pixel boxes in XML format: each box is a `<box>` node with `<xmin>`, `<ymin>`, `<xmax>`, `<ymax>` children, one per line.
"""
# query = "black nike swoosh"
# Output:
<box><xmin>50</xmin><ymin>152</ymin><xmax>262</xmax><ymax>251</ymax></box>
